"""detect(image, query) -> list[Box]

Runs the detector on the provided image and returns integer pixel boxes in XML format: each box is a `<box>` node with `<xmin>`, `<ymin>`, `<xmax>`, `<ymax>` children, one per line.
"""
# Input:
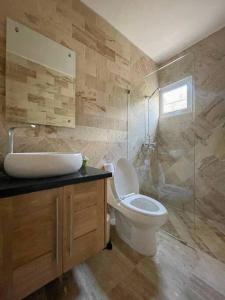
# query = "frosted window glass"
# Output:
<box><xmin>160</xmin><ymin>77</ymin><xmax>192</xmax><ymax>116</ymax></box>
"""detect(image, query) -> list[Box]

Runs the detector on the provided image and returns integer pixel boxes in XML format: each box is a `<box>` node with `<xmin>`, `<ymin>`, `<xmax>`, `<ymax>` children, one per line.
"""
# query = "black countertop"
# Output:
<box><xmin>0</xmin><ymin>166</ymin><xmax>112</xmax><ymax>198</ymax></box>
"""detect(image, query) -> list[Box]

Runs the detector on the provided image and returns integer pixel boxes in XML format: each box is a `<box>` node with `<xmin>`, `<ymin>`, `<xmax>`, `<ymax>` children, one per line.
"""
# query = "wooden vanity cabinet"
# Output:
<box><xmin>0</xmin><ymin>188</ymin><xmax>63</xmax><ymax>300</ymax></box>
<box><xmin>0</xmin><ymin>179</ymin><xmax>107</xmax><ymax>300</ymax></box>
<box><xmin>63</xmin><ymin>179</ymin><xmax>106</xmax><ymax>272</ymax></box>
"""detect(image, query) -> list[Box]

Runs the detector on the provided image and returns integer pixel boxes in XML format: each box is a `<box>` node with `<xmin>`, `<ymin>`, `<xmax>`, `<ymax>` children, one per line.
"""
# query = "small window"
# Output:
<box><xmin>160</xmin><ymin>76</ymin><xmax>192</xmax><ymax>117</ymax></box>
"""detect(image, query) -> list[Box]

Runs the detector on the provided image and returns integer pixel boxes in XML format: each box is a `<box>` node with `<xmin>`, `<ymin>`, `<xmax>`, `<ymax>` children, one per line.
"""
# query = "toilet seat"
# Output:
<box><xmin>114</xmin><ymin>158</ymin><xmax>167</xmax><ymax>216</ymax></box>
<box><xmin>111</xmin><ymin>158</ymin><xmax>168</xmax><ymax>256</ymax></box>
<box><xmin>121</xmin><ymin>194</ymin><xmax>167</xmax><ymax>216</ymax></box>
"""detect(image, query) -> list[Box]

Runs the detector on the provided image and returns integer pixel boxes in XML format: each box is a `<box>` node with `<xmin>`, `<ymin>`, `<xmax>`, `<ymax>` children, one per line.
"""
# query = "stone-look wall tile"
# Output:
<box><xmin>0</xmin><ymin>0</ymin><xmax>156</xmax><ymax>169</ymax></box>
<box><xmin>132</xmin><ymin>27</ymin><xmax>225</xmax><ymax>263</ymax></box>
<box><xmin>154</xmin><ymin>28</ymin><xmax>225</xmax><ymax>263</ymax></box>
<box><xmin>135</xmin><ymin>53</ymin><xmax>195</xmax><ymax>209</ymax></box>
<box><xmin>158</xmin><ymin>28</ymin><xmax>225</xmax><ymax>224</ymax></box>
<box><xmin>6</xmin><ymin>52</ymin><xmax>76</xmax><ymax>128</ymax></box>
<box><xmin>128</xmin><ymin>44</ymin><xmax>158</xmax><ymax>164</ymax></box>
<box><xmin>189</xmin><ymin>29</ymin><xmax>225</xmax><ymax>235</ymax></box>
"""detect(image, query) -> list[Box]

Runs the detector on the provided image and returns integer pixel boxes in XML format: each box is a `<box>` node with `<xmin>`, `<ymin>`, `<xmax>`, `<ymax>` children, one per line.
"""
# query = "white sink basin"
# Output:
<box><xmin>4</xmin><ymin>152</ymin><xmax>83</xmax><ymax>178</ymax></box>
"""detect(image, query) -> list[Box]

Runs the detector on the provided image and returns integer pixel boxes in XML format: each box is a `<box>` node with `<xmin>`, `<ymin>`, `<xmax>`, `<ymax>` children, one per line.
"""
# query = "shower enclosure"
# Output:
<box><xmin>128</xmin><ymin>54</ymin><xmax>196</xmax><ymax>245</ymax></box>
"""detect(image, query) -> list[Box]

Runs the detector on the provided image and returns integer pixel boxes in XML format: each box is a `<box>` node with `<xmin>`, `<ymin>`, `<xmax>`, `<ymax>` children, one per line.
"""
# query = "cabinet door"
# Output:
<box><xmin>63</xmin><ymin>179</ymin><xmax>106</xmax><ymax>272</ymax></box>
<box><xmin>0</xmin><ymin>188</ymin><xmax>63</xmax><ymax>300</ymax></box>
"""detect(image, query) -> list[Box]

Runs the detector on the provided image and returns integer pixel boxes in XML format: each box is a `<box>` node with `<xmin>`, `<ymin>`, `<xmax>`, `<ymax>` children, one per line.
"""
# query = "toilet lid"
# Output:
<box><xmin>114</xmin><ymin>158</ymin><xmax>139</xmax><ymax>199</ymax></box>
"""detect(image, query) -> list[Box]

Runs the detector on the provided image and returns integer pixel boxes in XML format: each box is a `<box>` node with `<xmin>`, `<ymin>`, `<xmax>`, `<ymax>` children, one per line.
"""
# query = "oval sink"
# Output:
<box><xmin>4</xmin><ymin>152</ymin><xmax>83</xmax><ymax>178</ymax></box>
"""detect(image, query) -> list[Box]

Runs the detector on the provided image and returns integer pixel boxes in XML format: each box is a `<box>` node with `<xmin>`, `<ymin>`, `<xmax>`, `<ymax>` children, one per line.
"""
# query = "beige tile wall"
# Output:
<box><xmin>0</xmin><ymin>0</ymin><xmax>156</xmax><ymax>167</ymax></box>
<box><xmin>158</xmin><ymin>27</ymin><xmax>225</xmax><ymax>225</ymax></box>
<box><xmin>0</xmin><ymin>0</ymin><xmax>224</xmax><ymax>263</ymax></box>
<box><xmin>6</xmin><ymin>52</ymin><xmax>76</xmax><ymax>128</ymax></box>
<box><xmin>132</xmin><ymin>27</ymin><xmax>225</xmax><ymax>262</ymax></box>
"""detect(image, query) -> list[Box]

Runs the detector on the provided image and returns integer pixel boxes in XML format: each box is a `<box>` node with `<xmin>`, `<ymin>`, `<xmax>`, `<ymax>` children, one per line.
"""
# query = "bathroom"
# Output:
<box><xmin>0</xmin><ymin>0</ymin><xmax>225</xmax><ymax>299</ymax></box>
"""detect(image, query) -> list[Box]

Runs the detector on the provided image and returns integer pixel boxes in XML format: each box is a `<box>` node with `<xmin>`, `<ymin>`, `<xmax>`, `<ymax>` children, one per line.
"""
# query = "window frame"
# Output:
<box><xmin>159</xmin><ymin>76</ymin><xmax>193</xmax><ymax>118</ymax></box>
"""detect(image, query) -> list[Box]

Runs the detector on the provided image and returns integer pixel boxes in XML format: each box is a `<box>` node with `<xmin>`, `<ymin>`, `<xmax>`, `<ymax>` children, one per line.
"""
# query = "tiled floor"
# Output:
<box><xmin>162</xmin><ymin>205</ymin><xmax>225</xmax><ymax>264</ymax></box>
<box><xmin>26</xmin><ymin>227</ymin><xmax>225</xmax><ymax>300</ymax></box>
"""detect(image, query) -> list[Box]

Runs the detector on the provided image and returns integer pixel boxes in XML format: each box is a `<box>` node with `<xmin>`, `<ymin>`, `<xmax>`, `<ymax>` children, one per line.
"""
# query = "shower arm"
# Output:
<box><xmin>144</xmin><ymin>87</ymin><xmax>160</xmax><ymax>101</ymax></box>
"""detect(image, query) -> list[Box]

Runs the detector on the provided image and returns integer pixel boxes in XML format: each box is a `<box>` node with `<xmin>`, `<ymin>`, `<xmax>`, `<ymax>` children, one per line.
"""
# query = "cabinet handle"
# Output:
<box><xmin>69</xmin><ymin>195</ymin><xmax>73</xmax><ymax>257</ymax></box>
<box><xmin>56</xmin><ymin>196</ymin><xmax>59</xmax><ymax>265</ymax></box>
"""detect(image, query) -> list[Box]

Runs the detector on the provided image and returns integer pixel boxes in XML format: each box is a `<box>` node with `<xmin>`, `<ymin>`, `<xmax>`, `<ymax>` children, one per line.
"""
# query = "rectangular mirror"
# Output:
<box><xmin>6</xmin><ymin>18</ymin><xmax>76</xmax><ymax>128</ymax></box>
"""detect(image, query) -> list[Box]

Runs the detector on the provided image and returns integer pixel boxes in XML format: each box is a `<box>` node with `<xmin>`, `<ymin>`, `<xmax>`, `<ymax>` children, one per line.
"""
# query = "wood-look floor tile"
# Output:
<box><xmin>108</xmin><ymin>269</ymin><xmax>157</xmax><ymax>300</ymax></box>
<box><xmin>24</xmin><ymin>229</ymin><xmax>225</xmax><ymax>300</ymax></box>
<box><xmin>194</xmin><ymin>216</ymin><xmax>225</xmax><ymax>263</ymax></box>
<box><xmin>110</xmin><ymin>226</ymin><xmax>144</xmax><ymax>265</ymax></box>
<box><xmin>193</xmin><ymin>250</ymin><xmax>225</xmax><ymax>297</ymax></box>
<box><xmin>86</xmin><ymin>243</ymin><xmax>134</xmax><ymax>294</ymax></box>
<box><xmin>184</xmin><ymin>275</ymin><xmax>225</xmax><ymax>300</ymax></box>
<box><xmin>72</xmin><ymin>265</ymin><xmax>108</xmax><ymax>300</ymax></box>
<box><xmin>161</xmin><ymin>204</ymin><xmax>225</xmax><ymax>265</ymax></box>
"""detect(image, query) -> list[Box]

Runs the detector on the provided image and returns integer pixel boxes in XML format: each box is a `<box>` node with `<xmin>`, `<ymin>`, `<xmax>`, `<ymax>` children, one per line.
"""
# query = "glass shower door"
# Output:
<box><xmin>128</xmin><ymin>53</ymin><xmax>196</xmax><ymax>246</ymax></box>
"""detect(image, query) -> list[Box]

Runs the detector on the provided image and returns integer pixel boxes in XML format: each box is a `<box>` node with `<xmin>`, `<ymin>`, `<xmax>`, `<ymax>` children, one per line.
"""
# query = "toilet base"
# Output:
<box><xmin>115</xmin><ymin>211</ymin><xmax>157</xmax><ymax>256</ymax></box>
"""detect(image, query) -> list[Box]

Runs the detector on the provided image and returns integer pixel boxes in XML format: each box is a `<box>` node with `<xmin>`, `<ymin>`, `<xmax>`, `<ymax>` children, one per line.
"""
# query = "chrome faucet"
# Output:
<box><xmin>8</xmin><ymin>124</ymin><xmax>37</xmax><ymax>154</ymax></box>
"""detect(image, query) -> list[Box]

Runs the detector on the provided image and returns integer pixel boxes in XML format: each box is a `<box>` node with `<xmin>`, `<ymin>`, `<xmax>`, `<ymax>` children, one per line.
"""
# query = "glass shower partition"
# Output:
<box><xmin>128</xmin><ymin>53</ymin><xmax>196</xmax><ymax>246</ymax></box>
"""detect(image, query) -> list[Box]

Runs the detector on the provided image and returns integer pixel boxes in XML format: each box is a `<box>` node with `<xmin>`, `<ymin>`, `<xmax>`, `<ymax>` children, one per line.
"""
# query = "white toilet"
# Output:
<box><xmin>107</xmin><ymin>158</ymin><xmax>168</xmax><ymax>256</ymax></box>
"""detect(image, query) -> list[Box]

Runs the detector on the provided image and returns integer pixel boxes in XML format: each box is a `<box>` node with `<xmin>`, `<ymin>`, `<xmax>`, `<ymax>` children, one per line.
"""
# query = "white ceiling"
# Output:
<box><xmin>81</xmin><ymin>0</ymin><xmax>225</xmax><ymax>63</ymax></box>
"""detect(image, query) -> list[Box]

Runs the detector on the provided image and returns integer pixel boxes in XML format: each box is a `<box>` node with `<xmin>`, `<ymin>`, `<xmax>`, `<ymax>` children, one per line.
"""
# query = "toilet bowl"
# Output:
<box><xmin>107</xmin><ymin>158</ymin><xmax>168</xmax><ymax>256</ymax></box>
